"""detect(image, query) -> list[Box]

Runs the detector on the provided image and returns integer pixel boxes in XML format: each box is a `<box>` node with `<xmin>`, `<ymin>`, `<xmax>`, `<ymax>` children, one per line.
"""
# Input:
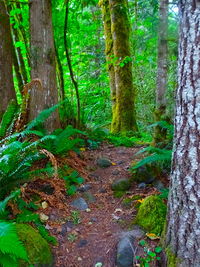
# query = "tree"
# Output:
<box><xmin>166</xmin><ymin>1</ymin><xmax>200</xmax><ymax>266</ymax></box>
<box><xmin>154</xmin><ymin>0</ymin><xmax>169</xmax><ymax>146</ymax></box>
<box><xmin>100</xmin><ymin>0</ymin><xmax>138</xmax><ymax>134</ymax></box>
<box><xmin>0</xmin><ymin>1</ymin><xmax>16</xmax><ymax>118</ymax></box>
<box><xmin>29</xmin><ymin>0</ymin><xmax>60</xmax><ymax>131</ymax></box>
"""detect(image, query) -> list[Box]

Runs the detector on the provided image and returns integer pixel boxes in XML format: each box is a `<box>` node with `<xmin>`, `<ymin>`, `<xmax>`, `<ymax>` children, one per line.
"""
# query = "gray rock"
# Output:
<box><xmin>117</xmin><ymin>235</ymin><xmax>135</xmax><ymax>267</ymax></box>
<box><xmin>97</xmin><ymin>157</ymin><xmax>112</xmax><ymax>168</ymax></box>
<box><xmin>133</xmin><ymin>165</ymin><xmax>155</xmax><ymax>184</ymax></box>
<box><xmin>90</xmin><ymin>217</ymin><xmax>98</xmax><ymax>222</ymax></box>
<box><xmin>111</xmin><ymin>179</ymin><xmax>131</xmax><ymax>192</ymax></box>
<box><xmin>77</xmin><ymin>184</ymin><xmax>92</xmax><ymax>193</ymax></box>
<box><xmin>77</xmin><ymin>239</ymin><xmax>88</xmax><ymax>247</ymax></box>
<box><xmin>138</xmin><ymin>182</ymin><xmax>146</xmax><ymax>189</ymax></box>
<box><xmin>70</xmin><ymin>197</ymin><xmax>88</xmax><ymax>210</ymax></box>
<box><xmin>99</xmin><ymin>188</ymin><xmax>107</xmax><ymax>193</ymax></box>
<box><xmin>83</xmin><ymin>192</ymin><xmax>96</xmax><ymax>203</ymax></box>
<box><xmin>153</xmin><ymin>180</ymin><xmax>165</xmax><ymax>191</ymax></box>
<box><xmin>117</xmin><ymin>160</ymin><xmax>125</xmax><ymax>165</ymax></box>
<box><xmin>112</xmin><ymin>169</ymin><xmax>120</xmax><ymax>175</ymax></box>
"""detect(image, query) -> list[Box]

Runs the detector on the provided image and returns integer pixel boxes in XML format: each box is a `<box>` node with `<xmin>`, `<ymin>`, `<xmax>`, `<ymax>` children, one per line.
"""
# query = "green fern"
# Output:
<box><xmin>0</xmin><ymin>221</ymin><xmax>28</xmax><ymax>267</ymax></box>
<box><xmin>0</xmin><ymin>100</ymin><xmax>18</xmax><ymax>139</ymax></box>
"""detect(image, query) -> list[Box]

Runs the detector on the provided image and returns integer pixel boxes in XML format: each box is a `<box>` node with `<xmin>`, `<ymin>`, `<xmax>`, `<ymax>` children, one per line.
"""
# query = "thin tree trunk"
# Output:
<box><xmin>0</xmin><ymin>1</ymin><xmax>16</xmax><ymax>118</ymax></box>
<box><xmin>154</xmin><ymin>0</ymin><xmax>169</xmax><ymax>146</ymax></box>
<box><xmin>166</xmin><ymin>1</ymin><xmax>200</xmax><ymax>266</ymax></box>
<box><xmin>99</xmin><ymin>0</ymin><xmax>116</xmax><ymax>125</ymax></box>
<box><xmin>29</xmin><ymin>0</ymin><xmax>60</xmax><ymax>131</ymax></box>
<box><xmin>109</xmin><ymin>0</ymin><xmax>138</xmax><ymax>134</ymax></box>
<box><xmin>12</xmin><ymin>38</ymin><xmax>23</xmax><ymax>94</ymax></box>
<box><xmin>64</xmin><ymin>0</ymin><xmax>81</xmax><ymax>128</ymax></box>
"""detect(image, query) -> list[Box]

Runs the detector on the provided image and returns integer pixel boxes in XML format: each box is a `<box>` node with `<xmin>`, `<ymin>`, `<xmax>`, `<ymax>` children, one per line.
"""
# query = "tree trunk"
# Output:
<box><xmin>99</xmin><ymin>0</ymin><xmax>116</xmax><ymax>126</ymax></box>
<box><xmin>109</xmin><ymin>0</ymin><xmax>138</xmax><ymax>134</ymax></box>
<box><xmin>166</xmin><ymin>1</ymin><xmax>200</xmax><ymax>266</ymax></box>
<box><xmin>0</xmin><ymin>2</ymin><xmax>16</xmax><ymax>118</ymax></box>
<box><xmin>29</xmin><ymin>0</ymin><xmax>60</xmax><ymax>131</ymax></box>
<box><xmin>154</xmin><ymin>0</ymin><xmax>169</xmax><ymax>146</ymax></box>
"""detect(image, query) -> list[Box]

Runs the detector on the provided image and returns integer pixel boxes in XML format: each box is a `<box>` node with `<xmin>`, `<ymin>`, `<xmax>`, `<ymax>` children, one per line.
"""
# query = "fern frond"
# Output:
<box><xmin>0</xmin><ymin>190</ymin><xmax>21</xmax><ymax>215</ymax></box>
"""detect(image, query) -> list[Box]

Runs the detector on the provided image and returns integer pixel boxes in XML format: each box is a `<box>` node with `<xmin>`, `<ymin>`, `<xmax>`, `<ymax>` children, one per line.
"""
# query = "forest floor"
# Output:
<box><xmin>26</xmin><ymin>143</ymin><xmax>161</xmax><ymax>267</ymax></box>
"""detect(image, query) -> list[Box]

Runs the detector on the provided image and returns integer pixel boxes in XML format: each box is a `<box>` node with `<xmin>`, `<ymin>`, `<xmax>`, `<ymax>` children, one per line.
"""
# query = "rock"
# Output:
<box><xmin>111</xmin><ymin>179</ymin><xmax>131</xmax><ymax>192</ymax></box>
<box><xmin>112</xmin><ymin>169</ymin><xmax>120</xmax><ymax>175</ymax></box>
<box><xmin>116</xmin><ymin>235</ymin><xmax>135</xmax><ymax>267</ymax></box>
<box><xmin>39</xmin><ymin>213</ymin><xmax>49</xmax><ymax>222</ymax></box>
<box><xmin>89</xmin><ymin>173</ymin><xmax>101</xmax><ymax>181</ymax></box>
<box><xmin>77</xmin><ymin>184</ymin><xmax>92</xmax><ymax>193</ymax></box>
<box><xmin>97</xmin><ymin>157</ymin><xmax>112</xmax><ymax>168</ymax></box>
<box><xmin>90</xmin><ymin>217</ymin><xmax>97</xmax><ymax>222</ymax></box>
<box><xmin>138</xmin><ymin>182</ymin><xmax>146</xmax><ymax>189</ymax></box>
<box><xmin>117</xmin><ymin>160</ymin><xmax>125</xmax><ymax>165</ymax></box>
<box><xmin>71</xmin><ymin>198</ymin><xmax>88</xmax><ymax>211</ymax></box>
<box><xmin>135</xmin><ymin>195</ymin><xmax>167</xmax><ymax>235</ymax></box>
<box><xmin>40</xmin><ymin>183</ymin><xmax>55</xmax><ymax>195</ymax></box>
<box><xmin>16</xmin><ymin>224</ymin><xmax>53</xmax><ymax>267</ymax></box>
<box><xmin>83</xmin><ymin>192</ymin><xmax>96</xmax><ymax>203</ymax></box>
<box><xmin>61</xmin><ymin>222</ymin><xmax>74</xmax><ymax>236</ymax></box>
<box><xmin>133</xmin><ymin>165</ymin><xmax>156</xmax><ymax>184</ymax></box>
<box><xmin>99</xmin><ymin>188</ymin><xmax>107</xmax><ymax>193</ymax></box>
<box><xmin>153</xmin><ymin>180</ymin><xmax>165</xmax><ymax>191</ymax></box>
<box><xmin>41</xmin><ymin>201</ymin><xmax>48</xmax><ymax>209</ymax></box>
<box><xmin>77</xmin><ymin>239</ymin><xmax>88</xmax><ymax>248</ymax></box>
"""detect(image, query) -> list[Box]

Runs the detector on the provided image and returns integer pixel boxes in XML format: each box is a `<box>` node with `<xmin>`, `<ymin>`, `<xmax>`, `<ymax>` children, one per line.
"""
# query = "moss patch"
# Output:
<box><xmin>16</xmin><ymin>224</ymin><xmax>52</xmax><ymax>266</ymax></box>
<box><xmin>166</xmin><ymin>247</ymin><xmax>181</xmax><ymax>267</ymax></box>
<box><xmin>135</xmin><ymin>195</ymin><xmax>167</xmax><ymax>235</ymax></box>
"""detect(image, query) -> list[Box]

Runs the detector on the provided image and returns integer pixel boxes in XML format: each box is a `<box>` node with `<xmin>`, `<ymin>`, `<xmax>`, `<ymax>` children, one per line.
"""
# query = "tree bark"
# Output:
<box><xmin>29</xmin><ymin>0</ymin><xmax>60</xmax><ymax>131</ymax></box>
<box><xmin>99</xmin><ymin>0</ymin><xmax>116</xmax><ymax>125</ymax></box>
<box><xmin>154</xmin><ymin>0</ymin><xmax>169</xmax><ymax>146</ymax></box>
<box><xmin>166</xmin><ymin>1</ymin><xmax>200</xmax><ymax>266</ymax></box>
<box><xmin>109</xmin><ymin>0</ymin><xmax>138</xmax><ymax>134</ymax></box>
<box><xmin>0</xmin><ymin>1</ymin><xmax>16</xmax><ymax>118</ymax></box>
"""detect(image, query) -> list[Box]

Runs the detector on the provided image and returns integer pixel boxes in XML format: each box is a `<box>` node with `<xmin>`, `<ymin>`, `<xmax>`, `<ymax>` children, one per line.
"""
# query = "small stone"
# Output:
<box><xmin>117</xmin><ymin>160</ymin><xmax>125</xmax><ymax>165</ymax></box>
<box><xmin>71</xmin><ymin>198</ymin><xmax>88</xmax><ymax>211</ymax></box>
<box><xmin>39</xmin><ymin>213</ymin><xmax>49</xmax><ymax>222</ymax></box>
<box><xmin>77</xmin><ymin>184</ymin><xmax>92</xmax><ymax>193</ymax></box>
<box><xmin>99</xmin><ymin>188</ymin><xmax>107</xmax><ymax>193</ymax></box>
<box><xmin>153</xmin><ymin>180</ymin><xmax>165</xmax><ymax>191</ymax></box>
<box><xmin>111</xmin><ymin>179</ymin><xmax>131</xmax><ymax>192</ymax></box>
<box><xmin>77</xmin><ymin>239</ymin><xmax>88</xmax><ymax>248</ymax></box>
<box><xmin>90</xmin><ymin>217</ymin><xmax>97</xmax><ymax>222</ymax></box>
<box><xmin>95</xmin><ymin>263</ymin><xmax>103</xmax><ymax>267</ymax></box>
<box><xmin>83</xmin><ymin>192</ymin><xmax>96</xmax><ymax>203</ymax></box>
<box><xmin>89</xmin><ymin>173</ymin><xmax>101</xmax><ymax>181</ymax></box>
<box><xmin>97</xmin><ymin>157</ymin><xmax>112</xmax><ymax>168</ymax></box>
<box><xmin>41</xmin><ymin>201</ymin><xmax>48</xmax><ymax>209</ymax></box>
<box><xmin>138</xmin><ymin>182</ymin><xmax>146</xmax><ymax>189</ymax></box>
<box><xmin>78</xmin><ymin>257</ymin><xmax>82</xmax><ymax>261</ymax></box>
<box><xmin>86</xmin><ymin>208</ymin><xmax>91</xmax><ymax>212</ymax></box>
<box><xmin>112</xmin><ymin>169</ymin><xmax>120</xmax><ymax>175</ymax></box>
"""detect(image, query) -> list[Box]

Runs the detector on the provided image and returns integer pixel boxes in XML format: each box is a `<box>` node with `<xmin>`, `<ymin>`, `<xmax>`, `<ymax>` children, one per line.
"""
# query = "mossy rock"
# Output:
<box><xmin>16</xmin><ymin>224</ymin><xmax>53</xmax><ymax>267</ymax></box>
<box><xmin>111</xmin><ymin>178</ymin><xmax>131</xmax><ymax>192</ymax></box>
<box><xmin>134</xmin><ymin>195</ymin><xmax>167</xmax><ymax>235</ymax></box>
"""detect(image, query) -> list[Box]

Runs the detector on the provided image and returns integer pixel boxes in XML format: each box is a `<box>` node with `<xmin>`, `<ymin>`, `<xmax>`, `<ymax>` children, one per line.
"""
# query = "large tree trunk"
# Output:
<box><xmin>99</xmin><ymin>0</ymin><xmax>116</xmax><ymax>126</ymax></box>
<box><xmin>0</xmin><ymin>2</ymin><xmax>16</xmax><ymax>118</ymax></box>
<box><xmin>166</xmin><ymin>1</ymin><xmax>200</xmax><ymax>266</ymax></box>
<box><xmin>109</xmin><ymin>0</ymin><xmax>138</xmax><ymax>134</ymax></box>
<box><xmin>29</xmin><ymin>0</ymin><xmax>60</xmax><ymax>131</ymax></box>
<box><xmin>154</xmin><ymin>0</ymin><xmax>168</xmax><ymax>146</ymax></box>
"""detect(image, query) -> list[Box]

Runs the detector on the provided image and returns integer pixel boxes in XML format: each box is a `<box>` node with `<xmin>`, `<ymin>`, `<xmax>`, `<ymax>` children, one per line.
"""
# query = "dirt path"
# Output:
<box><xmin>49</xmin><ymin>144</ymin><xmax>149</xmax><ymax>267</ymax></box>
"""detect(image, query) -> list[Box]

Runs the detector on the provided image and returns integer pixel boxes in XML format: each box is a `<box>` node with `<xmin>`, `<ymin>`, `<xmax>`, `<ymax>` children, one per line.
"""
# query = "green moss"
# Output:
<box><xmin>16</xmin><ymin>224</ymin><xmax>52</xmax><ymax>266</ymax></box>
<box><xmin>135</xmin><ymin>195</ymin><xmax>167</xmax><ymax>235</ymax></box>
<box><xmin>165</xmin><ymin>247</ymin><xmax>181</xmax><ymax>267</ymax></box>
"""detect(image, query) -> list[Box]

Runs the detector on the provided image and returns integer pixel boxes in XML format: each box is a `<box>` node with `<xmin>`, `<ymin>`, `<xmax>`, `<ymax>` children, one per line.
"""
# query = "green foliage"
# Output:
<box><xmin>107</xmin><ymin>134</ymin><xmax>135</xmax><ymax>147</ymax></box>
<box><xmin>0</xmin><ymin>221</ymin><xmax>28</xmax><ymax>267</ymax></box>
<box><xmin>136</xmin><ymin>240</ymin><xmax>162</xmax><ymax>267</ymax></box>
<box><xmin>40</xmin><ymin>125</ymin><xmax>85</xmax><ymax>155</ymax></box>
<box><xmin>0</xmin><ymin>100</ymin><xmax>18</xmax><ymax>139</ymax></box>
<box><xmin>63</xmin><ymin>170</ymin><xmax>84</xmax><ymax>195</ymax></box>
<box><xmin>67</xmin><ymin>210</ymin><xmax>81</xmax><ymax>224</ymax></box>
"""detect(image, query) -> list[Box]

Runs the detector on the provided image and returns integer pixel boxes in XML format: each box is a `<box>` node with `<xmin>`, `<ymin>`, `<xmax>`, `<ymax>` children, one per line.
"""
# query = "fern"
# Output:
<box><xmin>0</xmin><ymin>221</ymin><xmax>28</xmax><ymax>267</ymax></box>
<box><xmin>0</xmin><ymin>190</ymin><xmax>20</xmax><ymax>216</ymax></box>
<box><xmin>0</xmin><ymin>100</ymin><xmax>18</xmax><ymax>139</ymax></box>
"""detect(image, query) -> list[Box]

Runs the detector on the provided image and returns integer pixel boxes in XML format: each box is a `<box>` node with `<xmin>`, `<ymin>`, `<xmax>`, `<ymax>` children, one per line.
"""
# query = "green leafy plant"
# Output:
<box><xmin>63</xmin><ymin>170</ymin><xmax>84</xmax><ymax>195</ymax></box>
<box><xmin>136</xmin><ymin>240</ymin><xmax>162</xmax><ymax>267</ymax></box>
<box><xmin>67</xmin><ymin>210</ymin><xmax>81</xmax><ymax>224</ymax></box>
<box><xmin>67</xmin><ymin>233</ymin><xmax>78</xmax><ymax>242</ymax></box>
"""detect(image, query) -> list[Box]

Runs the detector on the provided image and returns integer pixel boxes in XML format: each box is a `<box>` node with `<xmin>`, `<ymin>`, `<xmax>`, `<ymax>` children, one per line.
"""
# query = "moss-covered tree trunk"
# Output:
<box><xmin>109</xmin><ymin>0</ymin><xmax>138</xmax><ymax>134</ymax></box>
<box><xmin>166</xmin><ymin>1</ymin><xmax>200</xmax><ymax>266</ymax></box>
<box><xmin>99</xmin><ymin>0</ymin><xmax>116</xmax><ymax>121</ymax></box>
<box><xmin>0</xmin><ymin>2</ymin><xmax>16</xmax><ymax>118</ymax></box>
<box><xmin>29</xmin><ymin>0</ymin><xmax>60</xmax><ymax>131</ymax></box>
<box><xmin>153</xmin><ymin>0</ymin><xmax>169</xmax><ymax>146</ymax></box>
